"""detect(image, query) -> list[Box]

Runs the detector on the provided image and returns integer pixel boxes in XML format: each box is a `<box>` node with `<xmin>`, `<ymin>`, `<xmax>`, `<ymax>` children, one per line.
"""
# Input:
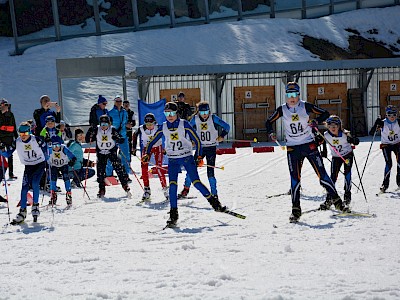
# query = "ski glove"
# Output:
<box><xmin>131</xmin><ymin>149</ymin><xmax>136</xmax><ymax>156</ymax></box>
<box><xmin>142</xmin><ymin>154</ymin><xmax>150</xmax><ymax>163</ymax></box>
<box><xmin>308</xmin><ymin>119</ymin><xmax>318</xmax><ymax>129</ymax></box>
<box><xmin>269</xmin><ymin>132</ymin><xmax>277</xmax><ymax>141</ymax></box>
<box><xmin>196</xmin><ymin>156</ymin><xmax>204</xmax><ymax>167</ymax></box>
<box><xmin>0</xmin><ymin>142</ymin><xmax>5</xmax><ymax>151</ymax></box>
<box><xmin>347</xmin><ymin>136</ymin><xmax>360</xmax><ymax>145</ymax></box>
<box><xmin>314</xmin><ymin>133</ymin><xmax>324</xmax><ymax>146</ymax></box>
<box><xmin>216</xmin><ymin>136</ymin><xmax>224</xmax><ymax>142</ymax></box>
<box><xmin>68</xmin><ymin>157</ymin><xmax>77</xmax><ymax>167</ymax></box>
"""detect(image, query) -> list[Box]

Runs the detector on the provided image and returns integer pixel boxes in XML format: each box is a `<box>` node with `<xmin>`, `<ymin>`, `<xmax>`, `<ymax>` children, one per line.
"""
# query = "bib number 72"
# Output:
<box><xmin>171</xmin><ymin>141</ymin><xmax>183</xmax><ymax>151</ymax></box>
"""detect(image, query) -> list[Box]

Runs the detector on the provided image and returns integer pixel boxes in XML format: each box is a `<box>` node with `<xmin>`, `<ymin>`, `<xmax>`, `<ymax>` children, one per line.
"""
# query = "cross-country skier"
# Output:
<box><xmin>142</xmin><ymin>102</ymin><xmax>226</xmax><ymax>228</ymax></box>
<box><xmin>369</xmin><ymin>105</ymin><xmax>400</xmax><ymax>192</ymax></box>
<box><xmin>48</xmin><ymin>136</ymin><xmax>76</xmax><ymax>206</ymax></box>
<box><xmin>179</xmin><ymin>101</ymin><xmax>230</xmax><ymax>199</ymax></box>
<box><xmin>132</xmin><ymin>113</ymin><xmax>168</xmax><ymax>201</ymax></box>
<box><xmin>0</xmin><ymin>122</ymin><xmax>47</xmax><ymax>224</ymax></box>
<box><xmin>265</xmin><ymin>82</ymin><xmax>349</xmax><ymax>223</ymax></box>
<box><xmin>85</xmin><ymin>115</ymin><xmax>131</xmax><ymax>198</ymax></box>
<box><xmin>324</xmin><ymin>115</ymin><xmax>359</xmax><ymax>208</ymax></box>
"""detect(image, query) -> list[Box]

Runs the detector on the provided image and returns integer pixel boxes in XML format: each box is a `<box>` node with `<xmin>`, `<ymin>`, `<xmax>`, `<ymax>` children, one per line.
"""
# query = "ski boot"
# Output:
<box><xmin>332</xmin><ymin>195</ymin><xmax>351</xmax><ymax>213</ymax></box>
<box><xmin>207</xmin><ymin>195</ymin><xmax>226</xmax><ymax>212</ymax></box>
<box><xmin>162</xmin><ymin>186</ymin><xmax>169</xmax><ymax>200</ymax></box>
<box><xmin>97</xmin><ymin>188</ymin><xmax>105</xmax><ymax>199</ymax></box>
<box><xmin>49</xmin><ymin>190</ymin><xmax>57</xmax><ymax>206</ymax></box>
<box><xmin>31</xmin><ymin>203</ymin><xmax>40</xmax><ymax>222</ymax></box>
<box><xmin>289</xmin><ymin>206</ymin><xmax>301</xmax><ymax>223</ymax></box>
<box><xmin>66</xmin><ymin>192</ymin><xmax>72</xmax><ymax>206</ymax></box>
<box><xmin>178</xmin><ymin>186</ymin><xmax>190</xmax><ymax>199</ymax></box>
<box><xmin>8</xmin><ymin>173</ymin><xmax>17</xmax><ymax>180</ymax></box>
<box><xmin>166</xmin><ymin>207</ymin><xmax>179</xmax><ymax>228</ymax></box>
<box><xmin>344</xmin><ymin>191</ymin><xmax>351</xmax><ymax>207</ymax></box>
<box><xmin>0</xmin><ymin>195</ymin><xmax>7</xmax><ymax>203</ymax></box>
<box><xmin>319</xmin><ymin>194</ymin><xmax>333</xmax><ymax>210</ymax></box>
<box><xmin>123</xmin><ymin>185</ymin><xmax>132</xmax><ymax>198</ymax></box>
<box><xmin>142</xmin><ymin>186</ymin><xmax>151</xmax><ymax>202</ymax></box>
<box><xmin>380</xmin><ymin>184</ymin><xmax>388</xmax><ymax>193</ymax></box>
<box><xmin>11</xmin><ymin>208</ymin><xmax>27</xmax><ymax>225</ymax></box>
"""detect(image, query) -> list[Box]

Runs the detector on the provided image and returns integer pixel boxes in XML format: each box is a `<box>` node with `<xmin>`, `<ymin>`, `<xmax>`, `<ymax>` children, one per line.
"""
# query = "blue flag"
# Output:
<box><xmin>138</xmin><ymin>98</ymin><xmax>167</xmax><ymax>126</ymax></box>
<box><xmin>137</xmin><ymin>98</ymin><xmax>168</xmax><ymax>165</ymax></box>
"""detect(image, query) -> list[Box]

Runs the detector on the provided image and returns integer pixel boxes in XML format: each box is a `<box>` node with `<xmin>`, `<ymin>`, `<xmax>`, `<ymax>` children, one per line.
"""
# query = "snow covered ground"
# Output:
<box><xmin>1</xmin><ymin>139</ymin><xmax>400</xmax><ymax>299</ymax></box>
<box><xmin>1</xmin><ymin>6</ymin><xmax>400</xmax><ymax>299</ymax></box>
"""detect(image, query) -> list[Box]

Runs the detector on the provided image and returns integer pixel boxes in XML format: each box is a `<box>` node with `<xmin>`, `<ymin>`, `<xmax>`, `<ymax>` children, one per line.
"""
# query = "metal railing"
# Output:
<box><xmin>8</xmin><ymin>0</ymin><xmax>399</xmax><ymax>55</ymax></box>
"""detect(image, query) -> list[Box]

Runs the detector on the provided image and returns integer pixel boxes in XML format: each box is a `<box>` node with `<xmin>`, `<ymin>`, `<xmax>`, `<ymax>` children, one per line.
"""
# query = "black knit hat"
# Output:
<box><xmin>75</xmin><ymin>128</ymin><xmax>84</xmax><ymax>140</ymax></box>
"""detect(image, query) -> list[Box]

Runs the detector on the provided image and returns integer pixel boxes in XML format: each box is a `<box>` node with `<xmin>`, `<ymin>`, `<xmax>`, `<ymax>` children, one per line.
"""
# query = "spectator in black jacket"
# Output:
<box><xmin>175</xmin><ymin>92</ymin><xmax>193</xmax><ymax>120</ymax></box>
<box><xmin>33</xmin><ymin>95</ymin><xmax>61</xmax><ymax>136</ymax></box>
<box><xmin>123</xmin><ymin>100</ymin><xmax>136</xmax><ymax>155</ymax></box>
<box><xmin>0</xmin><ymin>98</ymin><xmax>18</xmax><ymax>179</ymax></box>
<box><xmin>89</xmin><ymin>95</ymin><xmax>109</xmax><ymax>128</ymax></box>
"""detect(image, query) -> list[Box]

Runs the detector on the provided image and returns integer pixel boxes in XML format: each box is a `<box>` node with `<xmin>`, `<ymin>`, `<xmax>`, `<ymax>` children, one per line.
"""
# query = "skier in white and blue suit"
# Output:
<box><xmin>265</xmin><ymin>82</ymin><xmax>349</xmax><ymax>223</ymax></box>
<box><xmin>179</xmin><ymin>101</ymin><xmax>230</xmax><ymax>199</ymax></box>
<box><xmin>142</xmin><ymin>102</ymin><xmax>227</xmax><ymax>227</ymax></box>
<box><xmin>0</xmin><ymin>122</ymin><xmax>48</xmax><ymax>224</ymax></box>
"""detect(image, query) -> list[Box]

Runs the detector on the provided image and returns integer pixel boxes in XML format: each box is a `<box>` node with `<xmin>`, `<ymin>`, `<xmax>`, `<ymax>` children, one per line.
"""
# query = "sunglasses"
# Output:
<box><xmin>19</xmin><ymin>131</ymin><xmax>30</xmax><ymax>136</ymax></box>
<box><xmin>199</xmin><ymin>110</ymin><xmax>209</xmax><ymax>115</ymax></box>
<box><xmin>52</xmin><ymin>144</ymin><xmax>61</xmax><ymax>149</ymax></box>
<box><xmin>100</xmin><ymin>122</ymin><xmax>109</xmax><ymax>127</ymax></box>
<box><xmin>100</xmin><ymin>102</ymin><xmax>107</xmax><ymax>106</ymax></box>
<box><xmin>164</xmin><ymin>111</ymin><xmax>177</xmax><ymax>117</ymax></box>
<box><xmin>145</xmin><ymin>122</ymin><xmax>155</xmax><ymax>126</ymax></box>
<box><xmin>115</xmin><ymin>100</ymin><xmax>122</xmax><ymax>103</ymax></box>
<box><xmin>387</xmin><ymin>113</ymin><xmax>397</xmax><ymax>117</ymax></box>
<box><xmin>286</xmin><ymin>92</ymin><xmax>299</xmax><ymax>98</ymax></box>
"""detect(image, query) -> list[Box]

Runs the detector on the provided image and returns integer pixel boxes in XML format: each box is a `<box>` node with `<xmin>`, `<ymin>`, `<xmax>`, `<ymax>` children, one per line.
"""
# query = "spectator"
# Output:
<box><xmin>67</xmin><ymin>128</ymin><xmax>95</xmax><ymax>187</ymax></box>
<box><xmin>57</xmin><ymin>120</ymin><xmax>72</xmax><ymax>142</ymax></box>
<box><xmin>89</xmin><ymin>95</ymin><xmax>109</xmax><ymax>128</ymax></box>
<box><xmin>123</xmin><ymin>100</ymin><xmax>136</xmax><ymax>155</ymax></box>
<box><xmin>0</xmin><ymin>98</ymin><xmax>18</xmax><ymax>179</ymax></box>
<box><xmin>33</xmin><ymin>95</ymin><xmax>61</xmax><ymax>136</ymax></box>
<box><xmin>175</xmin><ymin>92</ymin><xmax>193</xmax><ymax>120</ymax></box>
<box><xmin>108</xmin><ymin>95</ymin><xmax>130</xmax><ymax>176</ymax></box>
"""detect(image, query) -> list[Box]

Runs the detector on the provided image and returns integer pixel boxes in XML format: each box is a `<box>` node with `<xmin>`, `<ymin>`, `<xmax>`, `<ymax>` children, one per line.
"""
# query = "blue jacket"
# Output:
<box><xmin>67</xmin><ymin>140</ymin><xmax>84</xmax><ymax>171</ymax></box>
<box><xmin>108</xmin><ymin>106</ymin><xmax>128</xmax><ymax>137</ymax></box>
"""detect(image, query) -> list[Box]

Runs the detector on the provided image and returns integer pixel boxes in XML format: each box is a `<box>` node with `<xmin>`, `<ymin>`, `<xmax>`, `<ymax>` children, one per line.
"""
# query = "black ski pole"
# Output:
<box><xmin>324</xmin><ymin>156</ymin><xmax>362</xmax><ymax>193</ymax></box>
<box><xmin>357</xmin><ymin>130</ymin><xmax>377</xmax><ymax>190</ymax></box>
<box><xmin>353</xmin><ymin>154</ymin><xmax>368</xmax><ymax>204</ymax></box>
<box><xmin>72</xmin><ymin>168</ymin><xmax>90</xmax><ymax>200</ymax></box>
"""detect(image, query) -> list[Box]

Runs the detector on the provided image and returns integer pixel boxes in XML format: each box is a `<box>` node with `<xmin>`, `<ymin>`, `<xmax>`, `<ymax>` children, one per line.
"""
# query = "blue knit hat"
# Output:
<box><xmin>98</xmin><ymin>95</ymin><xmax>107</xmax><ymax>105</ymax></box>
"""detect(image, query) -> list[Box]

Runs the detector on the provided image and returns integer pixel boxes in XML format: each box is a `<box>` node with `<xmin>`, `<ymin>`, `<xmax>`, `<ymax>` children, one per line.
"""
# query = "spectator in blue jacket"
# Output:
<box><xmin>107</xmin><ymin>95</ymin><xmax>130</xmax><ymax>176</ymax></box>
<box><xmin>67</xmin><ymin>128</ymin><xmax>95</xmax><ymax>187</ymax></box>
